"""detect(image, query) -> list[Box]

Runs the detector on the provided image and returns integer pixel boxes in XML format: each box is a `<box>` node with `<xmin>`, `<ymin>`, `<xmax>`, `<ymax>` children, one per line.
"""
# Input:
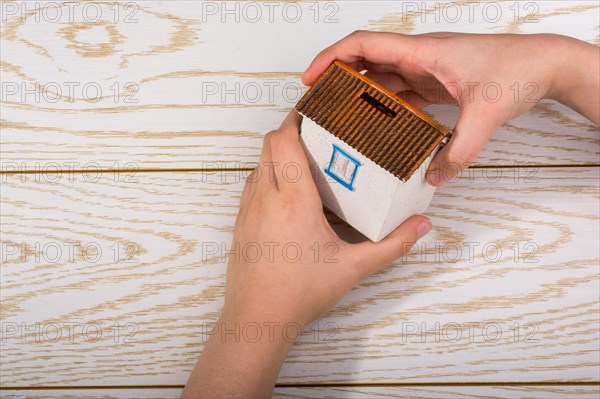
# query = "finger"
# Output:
<box><xmin>426</xmin><ymin>105</ymin><xmax>502</xmax><ymax>186</ymax></box>
<box><xmin>269</xmin><ymin>111</ymin><xmax>320</xmax><ymax>198</ymax></box>
<box><xmin>364</xmin><ymin>71</ymin><xmax>410</xmax><ymax>93</ymax></box>
<box><xmin>302</xmin><ymin>31</ymin><xmax>420</xmax><ymax>85</ymax></box>
<box><xmin>256</xmin><ymin>131</ymin><xmax>278</xmax><ymax>192</ymax></box>
<box><xmin>396</xmin><ymin>90</ymin><xmax>431</xmax><ymax>109</ymax></box>
<box><xmin>348</xmin><ymin>215</ymin><xmax>432</xmax><ymax>280</ymax></box>
<box><xmin>239</xmin><ymin>169</ymin><xmax>257</xmax><ymax>208</ymax></box>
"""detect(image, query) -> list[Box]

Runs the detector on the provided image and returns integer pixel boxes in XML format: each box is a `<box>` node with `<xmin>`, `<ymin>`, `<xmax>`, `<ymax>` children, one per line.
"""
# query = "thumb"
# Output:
<box><xmin>349</xmin><ymin>215</ymin><xmax>432</xmax><ymax>280</ymax></box>
<box><xmin>427</xmin><ymin>105</ymin><xmax>501</xmax><ymax>186</ymax></box>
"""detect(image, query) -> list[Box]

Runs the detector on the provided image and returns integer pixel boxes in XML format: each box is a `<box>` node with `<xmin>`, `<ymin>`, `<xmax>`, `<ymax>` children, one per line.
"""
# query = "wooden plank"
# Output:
<box><xmin>1</xmin><ymin>167</ymin><xmax>598</xmax><ymax>386</ymax></box>
<box><xmin>2</xmin><ymin>385</ymin><xmax>600</xmax><ymax>399</ymax></box>
<box><xmin>0</xmin><ymin>389</ymin><xmax>183</xmax><ymax>399</ymax></box>
<box><xmin>1</xmin><ymin>1</ymin><xmax>598</xmax><ymax>170</ymax></box>
<box><xmin>275</xmin><ymin>385</ymin><xmax>600</xmax><ymax>398</ymax></box>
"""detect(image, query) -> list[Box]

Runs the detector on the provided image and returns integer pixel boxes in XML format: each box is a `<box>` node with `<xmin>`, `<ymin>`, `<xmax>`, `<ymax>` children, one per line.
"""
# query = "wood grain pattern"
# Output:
<box><xmin>273</xmin><ymin>385</ymin><xmax>600</xmax><ymax>399</ymax></box>
<box><xmin>1</xmin><ymin>1</ymin><xmax>598</xmax><ymax>170</ymax></box>
<box><xmin>2</xmin><ymin>385</ymin><xmax>600</xmax><ymax>399</ymax></box>
<box><xmin>1</xmin><ymin>168</ymin><xmax>598</xmax><ymax>386</ymax></box>
<box><xmin>1</xmin><ymin>0</ymin><xmax>599</xmax><ymax>393</ymax></box>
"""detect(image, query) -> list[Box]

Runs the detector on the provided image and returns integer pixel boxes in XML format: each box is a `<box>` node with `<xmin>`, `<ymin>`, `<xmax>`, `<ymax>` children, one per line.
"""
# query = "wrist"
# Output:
<box><xmin>543</xmin><ymin>34</ymin><xmax>600</xmax><ymax>124</ymax></box>
<box><xmin>544</xmin><ymin>35</ymin><xmax>590</xmax><ymax>103</ymax></box>
<box><xmin>214</xmin><ymin>311</ymin><xmax>302</xmax><ymax>352</ymax></box>
<box><xmin>183</xmin><ymin>314</ymin><xmax>298</xmax><ymax>398</ymax></box>
<box><xmin>536</xmin><ymin>34</ymin><xmax>569</xmax><ymax>102</ymax></box>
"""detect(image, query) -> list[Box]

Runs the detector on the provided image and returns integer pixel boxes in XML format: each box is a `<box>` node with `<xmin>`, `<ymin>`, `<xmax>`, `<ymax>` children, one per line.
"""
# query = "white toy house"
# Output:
<box><xmin>296</xmin><ymin>61</ymin><xmax>451</xmax><ymax>242</ymax></box>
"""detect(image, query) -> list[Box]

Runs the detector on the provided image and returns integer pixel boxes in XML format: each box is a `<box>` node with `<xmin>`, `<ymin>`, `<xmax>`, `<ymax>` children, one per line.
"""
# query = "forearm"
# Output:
<box><xmin>181</xmin><ymin>315</ymin><xmax>295</xmax><ymax>398</ymax></box>
<box><xmin>547</xmin><ymin>35</ymin><xmax>600</xmax><ymax>125</ymax></box>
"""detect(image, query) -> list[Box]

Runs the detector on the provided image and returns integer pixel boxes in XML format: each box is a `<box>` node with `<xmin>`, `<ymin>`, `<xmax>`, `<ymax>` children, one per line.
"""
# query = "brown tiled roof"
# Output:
<box><xmin>296</xmin><ymin>61</ymin><xmax>451</xmax><ymax>181</ymax></box>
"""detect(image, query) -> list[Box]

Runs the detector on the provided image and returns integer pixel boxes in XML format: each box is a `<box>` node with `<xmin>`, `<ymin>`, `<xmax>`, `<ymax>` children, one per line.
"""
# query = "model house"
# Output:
<box><xmin>296</xmin><ymin>61</ymin><xmax>451</xmax><ymax>242</ymax></box>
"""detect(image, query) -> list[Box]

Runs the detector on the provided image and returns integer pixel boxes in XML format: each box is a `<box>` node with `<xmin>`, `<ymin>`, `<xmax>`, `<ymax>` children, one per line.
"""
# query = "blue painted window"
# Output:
<box><xmin>324</xmin><ymin>144</ymin><xmax>361</xmax><ymax>191</ymax></box>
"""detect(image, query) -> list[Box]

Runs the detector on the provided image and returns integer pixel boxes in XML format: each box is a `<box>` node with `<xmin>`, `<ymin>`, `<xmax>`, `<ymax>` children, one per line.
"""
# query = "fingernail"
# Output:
<box><xmin>427</xmin><ymin>168</ymin><xmax>443</xmax><ymax>186</ymax></box>
<box><xmin>416</xmin><ymin>220</ymin><xmax>432</xmax><ymax>239</ymax></box>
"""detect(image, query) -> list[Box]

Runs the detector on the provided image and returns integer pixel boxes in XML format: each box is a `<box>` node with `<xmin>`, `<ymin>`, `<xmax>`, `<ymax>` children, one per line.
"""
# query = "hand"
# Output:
<box><xmin>224</xmin><ymin>110</ymin><xmax>431</xmax><ymax>328</ymax></box>
<box><xmin>182</xmin><ymin>110</ymin><xmax>432</xmax><ymax>398</ymax></box>
<box><xmin>302</xmin><ymin>31</ymin><xmax>600</xmax><ymax>186</ymax></box>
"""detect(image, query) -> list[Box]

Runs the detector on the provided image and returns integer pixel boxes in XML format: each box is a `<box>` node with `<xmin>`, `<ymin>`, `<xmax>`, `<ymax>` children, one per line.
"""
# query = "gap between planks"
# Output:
<box><xmin>1</xmin><ymin>164</ymin><xmax>600</xmax><ymax>175</ymax></box>
<box><xmin>3</xmin><ymin>382</ymin><xmax>600</xmax><ymax>391</ymax></box>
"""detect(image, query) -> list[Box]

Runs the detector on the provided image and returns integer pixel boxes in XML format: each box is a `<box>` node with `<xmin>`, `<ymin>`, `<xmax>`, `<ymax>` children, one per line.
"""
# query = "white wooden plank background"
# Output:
<box><xmin>1</xmin><ymin>0</ymin><xmax>599</xmax><ymax>396</ymax></box>
<box><xmin>1</xmin><ymin>168</ymin><xmax>599</xmax><ymax>387</ymax></box>
<box><xmin>1</xmin><ymin>1</ymin><xmax>598</xmax><ymax>170</ymax></box>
